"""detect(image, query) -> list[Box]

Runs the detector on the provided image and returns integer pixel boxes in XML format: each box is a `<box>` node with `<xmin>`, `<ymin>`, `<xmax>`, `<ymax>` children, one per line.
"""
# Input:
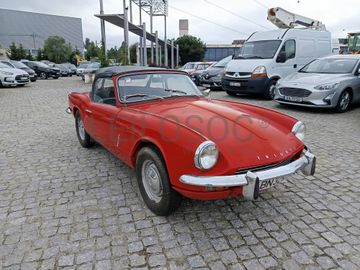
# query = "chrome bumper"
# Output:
<box><xmin>180</xmin><ymin>148</ymin><xmax>316</xmax><ymax>200</ymax></box>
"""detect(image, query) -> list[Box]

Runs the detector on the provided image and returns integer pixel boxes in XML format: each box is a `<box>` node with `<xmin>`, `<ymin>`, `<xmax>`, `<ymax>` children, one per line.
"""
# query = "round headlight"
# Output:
<box><xmin>194</xmin><ymin>141</ymin><xmax>219</xmax><ymax>170</ymax></box>
<box><xmin>292</xmin><ymin>121</ymin><xmax>305</xmax><ymax>141</ymax></box>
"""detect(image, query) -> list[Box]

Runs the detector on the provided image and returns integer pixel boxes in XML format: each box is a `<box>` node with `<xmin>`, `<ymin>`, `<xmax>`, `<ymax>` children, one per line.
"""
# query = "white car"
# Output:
<box><xmin>0</xmin><ymin>62</ymin><xmax>30</xmax><ymax>87</ymax></box>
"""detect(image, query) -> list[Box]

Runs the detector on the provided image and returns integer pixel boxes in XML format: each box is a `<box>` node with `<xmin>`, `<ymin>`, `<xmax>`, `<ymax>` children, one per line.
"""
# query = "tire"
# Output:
<box><xmin>18</xmin><ymin>84</ymin><xmax>25</xmax><ymax>87</ymax></box>
<box><xmin>226</xmin><ymin>90</ymin><xmax>237</xmax><ymax>96</ymax></box>
<box><xmin>54</xmin><ymin>76</ymin><xmax>59</xmax><ymax>80</ymax></box>
<box><xmin>40</xmin><ymin>72</ymin><xmax>47</xmax><ymax>80</ymax></box>
<box><xmin>335</xmin><ymin>90</ymin><xmax>351</xmax><ymax>113</ymax></box>
<box><xmin>136</xmin><ymin>147</ymin><xmax>182</xmax><ymax>216</ymax></box>
<box><xmin>0</xmin><ymin>80</ymin><xmax>3</xmax><ymax>88</ymax></box>
<box><xmin>75</xmin><ymin>111</ymin><xmax>93</xmax><ymax>148</ymax></box>
<box><xmin>264</xmin><ymin>79</ymin><xmax>277</xmax><ymax>100</ymax></box>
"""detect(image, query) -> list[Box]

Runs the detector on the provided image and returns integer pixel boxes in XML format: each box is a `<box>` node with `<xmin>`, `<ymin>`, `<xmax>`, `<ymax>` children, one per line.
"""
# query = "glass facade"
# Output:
<box><xmin>204</xmin><ymin>47</ymin><xmax>241</xmax><ymax>61</ymax></box>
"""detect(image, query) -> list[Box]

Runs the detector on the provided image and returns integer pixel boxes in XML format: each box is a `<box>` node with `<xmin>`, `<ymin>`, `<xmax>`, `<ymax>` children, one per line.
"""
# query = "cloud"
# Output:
<box><xmin>1</xmin><ymin>0</ymin><xmax>359</xmax><ymax>48</ymax></box>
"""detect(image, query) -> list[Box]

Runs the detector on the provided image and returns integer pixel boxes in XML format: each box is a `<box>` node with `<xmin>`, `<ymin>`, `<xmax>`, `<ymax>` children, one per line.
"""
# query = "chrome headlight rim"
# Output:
<box><xmin>194</xmin><ymin>141</ymin><xmax>219</xmax><ymax>170</ymax></box>
<box><xmin>292</xmin><ymin>121</ymin><xmax>305</xmax><ymax>141</ymax></box>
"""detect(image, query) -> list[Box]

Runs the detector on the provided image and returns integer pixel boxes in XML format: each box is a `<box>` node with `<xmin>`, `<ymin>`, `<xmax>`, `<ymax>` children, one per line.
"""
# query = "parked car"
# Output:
<box><xmin>55</xmin><ymin>64</ymin><xmax>70</xmax><ymax>77</ymax></box>
<box><xmin>41</xmin><ymin>60</ymin><xmax>55</xmax><ymax>67</ymax></box>
<box><xmin>80</xmin><ymin>62</ymin><xmax>101</xmax><ymax>80</ymax></box>
<box><xmin>0</xmin><ymin>62</ymin><xmax>30</xmax><ymax>87</ymax></box>
<box><xmin>76</xmin><ymin>61</ymin><xmax>91</xmax><ymax>76</ymax></box>
<box><xmin>188</xmin><ymin>62</ymin><xmax>215</xmax><ymax>85</ymax></box>
<box><xmin>62</xmin><ymin>63</ymin><xmax>77</xmax><ymax>75</ymax></box>
<box><xmin>223</xmin><ymin>28</ymin><xmax>332</xmax><ymax>99</ymax></box>
<box><xmin>200</xmin><ymin>55</ymin><xmax>233</xmax><ymax>90</ymax></box>
<box><xmin>22</xmin><ymin>61</ymin><xmax>60</xmax><ymax>79</ymax></box>
<box><xmin>274</xmin><ymin>55</ymin><xmax>360</xmax><ymax>112</ymax></box>
<box><xmin>180</xmin><ymin>62</ymin><xmax>214</xmax><ymax>77</ymax></box>
<box><xmin>66</xmin><ymin>66</ymin><xmax>316</xmax><ymax>215</ymax></box>
<box><xmin>0</xmin><ymin>60</ymin><xmax>37</xmax><ymax>82</ymax></box>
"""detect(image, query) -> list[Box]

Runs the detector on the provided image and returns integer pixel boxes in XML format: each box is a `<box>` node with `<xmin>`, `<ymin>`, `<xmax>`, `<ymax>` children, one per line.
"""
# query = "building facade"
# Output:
<box><xmin>0</xmin><ymin>8</ymin><xmax>84</xmax><ymax>55</ymax></box>
<box><xmin>204</xmin><ymin>44</ymin><xmax>242</xmax><ymax>62</ymax></box>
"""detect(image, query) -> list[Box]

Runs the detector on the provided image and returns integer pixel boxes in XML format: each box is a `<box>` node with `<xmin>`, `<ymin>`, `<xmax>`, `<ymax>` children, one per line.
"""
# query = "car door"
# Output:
<box><xmin>86</xmin><ymin>77</ymin><xmax>120</xmax><ymax>150</ymax></box>
<box><xmin>275</xmin><ymin>39</ymin><xmax>297</xmax><ymax>78</ymax></box>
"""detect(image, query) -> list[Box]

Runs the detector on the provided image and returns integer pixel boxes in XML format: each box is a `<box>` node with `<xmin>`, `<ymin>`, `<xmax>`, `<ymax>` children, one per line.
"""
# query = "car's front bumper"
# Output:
<box><xmin>274</xmin><ymin>86</ymin><xmax>339</xmax><ymax>108</ymax></box>
<box><xmin>180</xmin><ymin>148</ymin><xmax>315</xmax><ymax>200</ymax></box>
<box><xmin>2</xmin><ymin>75</ymin><xmax>30</xmax><ymax>86</ymax></box>
<box><xmin>200</xmin><ymin>77</ymin><xmax>222</xmax><ymax>88</ymax></box>
<box><xmin>222</xmin><ymin>75</ymin><xmax>270</xmax><ymax>94</ymax></box>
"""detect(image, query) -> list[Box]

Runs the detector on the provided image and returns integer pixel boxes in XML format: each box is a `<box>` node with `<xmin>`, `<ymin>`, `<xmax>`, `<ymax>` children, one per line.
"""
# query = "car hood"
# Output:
<box><xmin>202</xmin><ymin>66</ymin><xmax>224</xmax><ymax>77</ymax></box>
<box><xmin>0</xmin><ymin>67</ymin><xmax>28</xmax><ymax>75</ymax></box>
<box><xmin>280</xmin><ymin>72</ymin><xmax>351</xmax><ymax>86</ymax></box>
<box><xmin>21</xmin><ymin>67</ymin><xmax>35</xmax><ymax>74</ymax></box>
<box><xmin>132</xmin><ymin>98</ymin><xmax>302</xmax><ymax>169</ymax></box>
<box><xmin>226</xmin><ymin>59</ymin><xmax>273</xmax><ymax>73</ymax></box>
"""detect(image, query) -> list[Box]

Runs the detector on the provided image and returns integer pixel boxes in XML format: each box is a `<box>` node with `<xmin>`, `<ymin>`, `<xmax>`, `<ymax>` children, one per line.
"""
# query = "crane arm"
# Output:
<box><xmin>267</xmin><ymin>7</ymin><xmax>326</xmax><ymax>30</ymax></box>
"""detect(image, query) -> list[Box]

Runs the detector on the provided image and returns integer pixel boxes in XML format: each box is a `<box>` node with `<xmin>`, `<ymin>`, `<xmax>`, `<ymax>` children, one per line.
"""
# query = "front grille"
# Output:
<box><xmin>15</xmin><ymin>75</ymin><xmax>29</xmax><ymax>82</ymax></box>
<box><xmin>225</xmin><ymin>72</ymin><xmax>252</xmax><ymax>77</ymax></box>
<box><xmin>279</xmin><ymin>87</ymin><xmax>312</xmax><ymax>97</ymax></box>
<box><xmin>235</xmin><ymin>157</ymin><xmax>292</xmax><ymax>175</ymax></box>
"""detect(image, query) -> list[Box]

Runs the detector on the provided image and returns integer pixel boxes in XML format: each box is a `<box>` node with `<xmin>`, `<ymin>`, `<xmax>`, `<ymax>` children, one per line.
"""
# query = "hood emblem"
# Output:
<box><xmin>234</xmin><ymin>73</ymin><xmax>239</xmax><ymax>78</ymax></box>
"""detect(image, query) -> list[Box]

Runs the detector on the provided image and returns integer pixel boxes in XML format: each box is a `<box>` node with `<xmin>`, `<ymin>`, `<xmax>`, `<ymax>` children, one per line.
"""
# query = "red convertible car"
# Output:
<box><xmin>67</xmin><ymin>66</ymin><xmax>316</xmax><ymax>215</ymax></box>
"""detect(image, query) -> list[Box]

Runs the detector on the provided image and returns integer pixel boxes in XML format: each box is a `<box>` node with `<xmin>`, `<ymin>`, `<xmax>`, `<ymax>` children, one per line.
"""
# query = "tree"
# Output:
<box><xmin>36</xmin><ymin>49</ymin><xmax>44</xmax><ymax>61</ymax></box>
<box><xmin>26</xmin><ymin>51</ymin><xmax>34</xmax><ymax>61</ymax></box>
<box><xmin>84</xmin><ymin>38</ymin><xmax>101</xmax><ymax>61</ymax></box>
<box><xmin>129</xmin><ymin>43</ymin><xmax>138</xmax><ymax>64</ymax></box>
<box><xmin>7</xmin><ymin>42</ymin><xmax>27</xmax><ymax>60</ymax></box>
<box><xmin>43</xmin><ymin>36</ymin><xmax>72</xmax><ymax>63</ymax></box>
<box><xmin>175</xmin><ymin>35</ymin><xmax>206</xmax><ymax>65</ymax></box>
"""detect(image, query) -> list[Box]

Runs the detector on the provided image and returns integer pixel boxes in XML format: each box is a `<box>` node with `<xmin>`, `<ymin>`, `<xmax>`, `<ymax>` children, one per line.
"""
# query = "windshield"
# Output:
<box><xmin>236</xmin><ymin>40</ymin><xmax>281</xmax><ymax>59</ymax></box>
<box><xmin>33</xmin><ymin>61</ymin><xmax>50</xmax><ymax>68</ymax></box>
<box><xmin>214</xmin><ymin>55</ymin><xmax>233</xmax><ymax>67</ymax></box>
<box><xmin>118</xmin><ymin>73</ymin><xmax>202</xmax><ymax>103</ymax></box>
<box><xmin>11</xmin><ymin>61</ymin><xmax>28</xmax><ymax>69</ymax></box>
<box><xmin>181</xmin><ymin>63</ymin><xmax>195</xmax><ymax>70</ymax></box>
<box><xmin>300</xmin><ymin>58</ymin><xmax>358</xmax><ymax>74</ymax></box>
<box><xmin>78</xmin><ymin>62</ymin><xmax>90</xmax><ymax>68</ymax></box>
<box><xmin>87</xmin><ymin>63</ymin><xmax>100</xmax><ymax>69</ymax></box>
<box><xmin>0</xmin><ymin>63</ymin><xmax>10</xmax><ymax>69</ymax></box>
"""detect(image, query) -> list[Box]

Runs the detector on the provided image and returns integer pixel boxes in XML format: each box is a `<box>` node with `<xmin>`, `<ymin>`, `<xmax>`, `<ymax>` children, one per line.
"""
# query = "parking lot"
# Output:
<box><xmin>0</xmin><ymin>77</ymin><xmax>360</xmax><ymax>270</ymax></box>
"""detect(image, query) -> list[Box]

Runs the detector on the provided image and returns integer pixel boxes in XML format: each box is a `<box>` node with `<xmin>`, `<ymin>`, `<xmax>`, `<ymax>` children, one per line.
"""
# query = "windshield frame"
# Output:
<box><xmin>0</xmin><ymin>62</ymin><xmax>11</xmax><ymax>69</ymax></box>
<box><xmin>116</xmin><ymin>71</ymin><xmax>203</xmax><ymax>104</ymax></box>
<box><xmin>299</xmin><ymin>58</ymin><xmax>359</xmax><ymax>74</ymax></box>
<box><xmin>236</xmin><ymin>40</ymin><xmax>282</xmax><ymax>59</ymax></box>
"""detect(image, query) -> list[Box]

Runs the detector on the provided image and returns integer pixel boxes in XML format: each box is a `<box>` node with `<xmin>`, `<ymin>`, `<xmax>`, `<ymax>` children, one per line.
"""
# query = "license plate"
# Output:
<box><xmin>229</xmin><ymin>82</ymin><xmax>241</xmax><ymax>87</ymax></box>
<box><xmin>284</xmin><ymin>96</ymin><xmax>303</xmax><ymax>102</ymax></box>
<box><xmin>21</xmin><ymin>77</ymin><xmax>28</xmax><ymax>80</ymax></box>
<box><xmin>202</xmin><ymin>84</ymin><xmax>211</xmax><ymax>88</ymax></box>
<box><xmin>259</xmin><ymin>177</ymin><xmax>284</xmax><ymax>191</ymax></box>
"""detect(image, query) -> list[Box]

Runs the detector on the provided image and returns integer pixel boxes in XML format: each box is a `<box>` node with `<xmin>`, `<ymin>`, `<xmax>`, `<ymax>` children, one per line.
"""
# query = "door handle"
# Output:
<box><xmin>85</xmin><ymin>109</ymin><xmax>92</xmax><ymax>114</ymax></box>
<box><xmin>293</xmin><ymin>64</ymin><xmax>297</xmax><ymax>68</ymax></box>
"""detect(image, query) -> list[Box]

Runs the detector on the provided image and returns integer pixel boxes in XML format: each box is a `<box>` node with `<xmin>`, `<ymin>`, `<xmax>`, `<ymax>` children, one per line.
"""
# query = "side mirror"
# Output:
<box><xmin>276</xmin><ymin>52</ymin><xmax>286</xmax><ymax>63</ymax></box>
<box><xmin>203</xmin><ymin>88</ymin><xmax>211</xmax><ymax>97</ymax></box>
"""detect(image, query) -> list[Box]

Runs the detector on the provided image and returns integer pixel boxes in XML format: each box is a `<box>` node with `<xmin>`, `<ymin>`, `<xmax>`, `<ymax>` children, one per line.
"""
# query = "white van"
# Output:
<box><xmin>222</xmin><ymin>28</ymin><xmax>332</xmax><ymax>99</ymax></box>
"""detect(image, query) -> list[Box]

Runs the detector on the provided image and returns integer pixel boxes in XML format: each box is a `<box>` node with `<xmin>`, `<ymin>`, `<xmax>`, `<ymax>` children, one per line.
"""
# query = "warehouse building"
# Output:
<box><xmin>0</xmin><ymin>8</ymin><xmax>84</xmax><ymax>55</ymax></box>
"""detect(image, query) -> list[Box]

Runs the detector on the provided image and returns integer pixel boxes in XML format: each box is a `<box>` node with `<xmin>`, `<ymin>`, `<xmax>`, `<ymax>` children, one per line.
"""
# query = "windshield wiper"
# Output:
<box><xmin>164</xmin><ymin>89</ymin><xmax>188</xmax><ymax>95</ymax></box>
<box><xmin>247</xmin><ymin>56</ymin><xmax>264</xmax><ymax>59</ymax></box>
<box><xmin>123</xmin><ymin>93</ymin><xmax>163</xmax><ymax>101</ymax></box>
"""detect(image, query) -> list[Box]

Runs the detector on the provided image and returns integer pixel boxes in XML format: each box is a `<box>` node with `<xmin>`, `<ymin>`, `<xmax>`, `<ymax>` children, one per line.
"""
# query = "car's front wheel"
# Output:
<box><xmin>335</xmin><ymin>90</ymin><xmax>351</xmax><ymax>113</ymax></box>
<box><xmin>40</xmin><ymin>72</ymin><xmax>47</xmax><ymax>79</ymax></box>
<box><xmin>226</xmin><ymin>90</ymin><xmax>237</xmax><ymax>96</ymax></box>
<box><xmin>75</xmin><ymin>111</ymin><xmax>93</xmax><ymax>148</ymax></box>
<box><xmin>136</xmin><ymin>147</ymin><xmax>182</xmax><ymax>216</ymax></box>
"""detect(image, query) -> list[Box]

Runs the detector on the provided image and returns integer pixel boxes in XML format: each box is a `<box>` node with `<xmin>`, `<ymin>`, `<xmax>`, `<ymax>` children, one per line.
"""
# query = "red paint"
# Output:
<box><xmin>68</xmin><ymin>69</ymin><xmax>304</xmax><ymax>200</ymax></box>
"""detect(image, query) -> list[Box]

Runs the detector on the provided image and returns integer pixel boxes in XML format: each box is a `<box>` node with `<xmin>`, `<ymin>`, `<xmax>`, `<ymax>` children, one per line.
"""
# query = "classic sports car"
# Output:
<box><xmin>67</xmin><ymin>66</ymin><xmax>316</xmax><ymax>216</ymax></box>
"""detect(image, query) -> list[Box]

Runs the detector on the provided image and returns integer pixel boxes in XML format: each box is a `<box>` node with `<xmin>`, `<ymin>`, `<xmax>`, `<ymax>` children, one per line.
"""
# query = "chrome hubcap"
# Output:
<box><xmin>77</xmin><ymin>117</ymin><xmax>85</xmax><ymax>140</ymax></box>
<box><xmin>141</xmin><ymin>160</ymin><xmax>163</xmax><ymax>203</ymax></box>
<box><xmin>340</xmin><ymin>92</ymin><xmax>350</xmax><ymax>110</ymax></box>
<box><xmin>41</xmin><ymin>73</ymin><xmax>46</xmax><ymax>79</ymax></box>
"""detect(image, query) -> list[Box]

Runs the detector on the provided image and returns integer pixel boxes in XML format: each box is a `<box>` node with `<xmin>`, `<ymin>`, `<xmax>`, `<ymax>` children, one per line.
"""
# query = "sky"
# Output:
<box><xmin>0</xmin><ymin>0</ymin><xmax>359</xmax><ymax>48</ymax></box>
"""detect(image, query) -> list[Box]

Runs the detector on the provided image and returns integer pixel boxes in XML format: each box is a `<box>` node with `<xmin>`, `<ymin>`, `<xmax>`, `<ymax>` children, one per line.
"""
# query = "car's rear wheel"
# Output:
<box><xmin>40</xmin><ymin>72</ymin><xmax>47</xmax><ymax>79</ymax></box>
<box><xmin>136</xmin><ymin>147</ymin><xmax>182</xmax><ymax>216</ymax></box>
<box><xmin>75</xmin><ymin>111</ymin><xmax>93</xmax><ymax>148</ymax></box>
<box><xmin>335</xmin><ymin>90</ymin><xmax>351</xmax><ymax>113</ymax></box>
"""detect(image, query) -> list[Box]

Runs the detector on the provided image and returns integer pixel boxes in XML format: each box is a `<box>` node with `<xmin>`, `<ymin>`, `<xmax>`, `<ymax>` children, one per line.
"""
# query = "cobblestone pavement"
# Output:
<box><xmin>0</xmin><ymin>77</ymin><xmax>360</xmax><ymax>270</ymax></box>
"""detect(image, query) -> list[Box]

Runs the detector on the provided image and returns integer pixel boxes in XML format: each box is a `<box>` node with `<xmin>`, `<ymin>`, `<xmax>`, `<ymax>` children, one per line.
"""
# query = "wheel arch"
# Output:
<box><xmin>131</xmin><ymin>139</ymin><xmax>167</xmax><ymax>169</ymax></box>
<box><xmin>343</xmin><ymin>87</ymin><xmax>354</xmax><ymax>102</ymax></box>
